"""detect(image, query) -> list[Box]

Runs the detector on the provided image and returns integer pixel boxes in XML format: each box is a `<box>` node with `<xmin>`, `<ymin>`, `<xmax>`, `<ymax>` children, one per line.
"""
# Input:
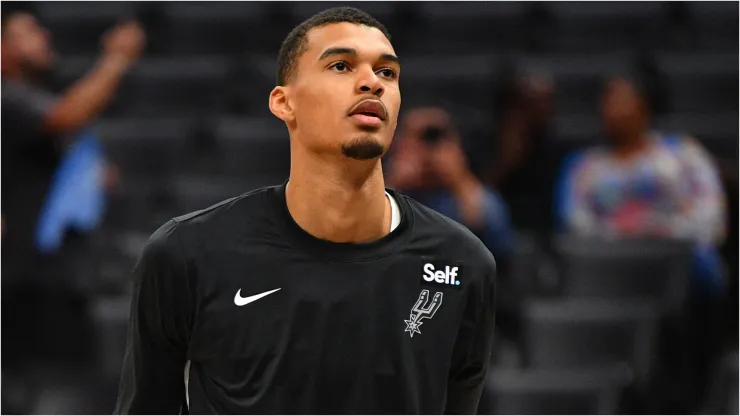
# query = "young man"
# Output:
<box><xmin>115</xmin><ymin>7</ymin><xmax>496</xmax><ymax>414</ymax></box>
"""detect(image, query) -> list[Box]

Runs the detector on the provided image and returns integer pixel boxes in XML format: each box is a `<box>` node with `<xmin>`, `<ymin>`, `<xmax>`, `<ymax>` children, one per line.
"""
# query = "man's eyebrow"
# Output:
<box><xmin>380</xmin><ymin>53</ymin><xmax>400</xmax><ymax>66</ymax></box>
<box><xmin>317</xmin><ymin>47</ymin><xmax>400</xmax><ymax>66</ymax></box>
<box><xmin>318</xmin><ymin>47</ymin><xmax>357</xmax><ymax>61</ymax></box>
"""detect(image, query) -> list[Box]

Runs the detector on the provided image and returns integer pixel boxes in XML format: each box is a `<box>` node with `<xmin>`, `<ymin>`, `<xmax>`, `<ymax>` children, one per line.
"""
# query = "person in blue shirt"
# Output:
<box><xmin>386</xmin><ymin>106</ymin><xmax>512</xmax><ymax>259</ymax></box>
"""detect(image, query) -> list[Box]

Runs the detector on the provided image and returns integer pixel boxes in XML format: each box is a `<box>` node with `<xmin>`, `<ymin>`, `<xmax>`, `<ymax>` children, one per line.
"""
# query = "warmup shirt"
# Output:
<box><xmin>115</xmin><ymin>181</ymin><xmax>497</xmax><ymax>414</ymax></box>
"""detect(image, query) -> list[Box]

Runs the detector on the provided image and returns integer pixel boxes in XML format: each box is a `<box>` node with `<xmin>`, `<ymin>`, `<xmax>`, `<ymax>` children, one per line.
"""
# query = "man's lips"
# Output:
<box><xmin>350</xmin><ymin>113</ymin><xmax>383</xmax><ymax>126</ymax></box>
<box><xmin>348</xmin><ymin>99</ymin><xmax>387</xmax><ymax>121</ymax></box>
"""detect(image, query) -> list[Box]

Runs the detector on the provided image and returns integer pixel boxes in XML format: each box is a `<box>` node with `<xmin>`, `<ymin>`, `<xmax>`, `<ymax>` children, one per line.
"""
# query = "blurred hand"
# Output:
<box><xmin>102</xmin><ymin>20</ymin><xmax>146</xmax><ymax>67</ymax></box>
<box><xmin>429</xmin><ymin>139</ymin><xmax>470</xmax><ymax>190</ymax></box>
<box><xmin>387</xmin><ymin>136</ymin><xmax>427</xmax><ymax>190</ymax></box>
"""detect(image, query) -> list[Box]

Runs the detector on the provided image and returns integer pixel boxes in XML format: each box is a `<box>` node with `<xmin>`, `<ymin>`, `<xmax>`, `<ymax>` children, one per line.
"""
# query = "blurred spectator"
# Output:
<box><xmin>485</xmin><ymin>64</ymin><xmax>565</xmax><ymax>238</ymax></box>
<box><xmin>386</xmin><ymin>106</ymin><xmax>512</xmax><ymax>259</ymax></box>
<box><xmin>554</xmin><ymin>54</ymin><xmax>730</xmax><ymax>413</ymax></box>
<box><xmin>1</xmin><ymin>6</ymin><xmax>144</xmax><ymax>411</ymax></box>
<box><xmin>1</xmin><ymin>7</ymin><xmax>145</xmax><ymax>281</ymax></box>
<box><xmin>555</xmin><ymin>55</ymin><xmax>728</xmax><ymax>293</ymax></box>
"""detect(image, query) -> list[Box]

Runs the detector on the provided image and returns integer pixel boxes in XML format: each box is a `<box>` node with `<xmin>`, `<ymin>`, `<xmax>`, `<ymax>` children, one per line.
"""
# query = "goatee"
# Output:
<box><xmin>341</xmin><ymin>136</ymin><xmax>385</xmax><ymax>160</ymax></box>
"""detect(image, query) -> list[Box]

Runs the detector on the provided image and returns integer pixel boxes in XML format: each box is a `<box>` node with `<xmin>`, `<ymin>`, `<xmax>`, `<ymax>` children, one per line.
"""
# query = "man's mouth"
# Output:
<box><xmin>348</xmin><ymin>99</ymin><xmax>387</xmax><ymax>122</ymax></box>
<box><xmin>350</xmin><ymin>113</ymin><xmax>383</xmax><ymax>126</ymax></box>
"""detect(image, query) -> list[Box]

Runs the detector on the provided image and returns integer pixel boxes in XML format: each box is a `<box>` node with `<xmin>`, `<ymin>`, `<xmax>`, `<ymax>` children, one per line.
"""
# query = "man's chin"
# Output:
<box><xmin>23</xmin><ymin>58</ymin><xmax>56</xmax><ymax>80</ymax></box>
<box><xmin>341</xmin><ymin>137</ymin><xmax>386</xmax><ymax>160</ymax></box>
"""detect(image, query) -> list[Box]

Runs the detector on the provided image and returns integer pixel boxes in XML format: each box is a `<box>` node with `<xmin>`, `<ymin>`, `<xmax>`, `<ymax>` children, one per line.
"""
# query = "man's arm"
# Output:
<box><xmin>114</xmin><ymin>220</ymin><xmax>193</xmax><ymax>415</ymax></box>
<box><xmin>43</xmin><ymin>21</ymin><xmax>145</xmax><ymax>135</ymax></box>
<box><xmin>445</xmin><ymin>253</ymin><xmax>497</xmax><ymax>415</ymax></box>
<box><xmin>674</xmin><ymin>137</ymin><xmax>728</xmax><ymax>245</ymax></box>
<box><xmin>553</xmin><ymin>150</ymin><xmax>598</xmax><ymax>235</ymax></box>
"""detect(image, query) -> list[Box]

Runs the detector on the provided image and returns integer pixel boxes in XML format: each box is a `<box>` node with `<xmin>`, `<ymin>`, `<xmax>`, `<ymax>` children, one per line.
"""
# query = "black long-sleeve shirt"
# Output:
<box><xmin>114</xmin><ymin>181</ymin><xmax>497</xmax><ymax>414</ymax></box>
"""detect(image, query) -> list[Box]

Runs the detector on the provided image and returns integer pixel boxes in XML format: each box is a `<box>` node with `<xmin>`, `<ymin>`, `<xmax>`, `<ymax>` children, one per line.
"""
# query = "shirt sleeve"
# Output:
<box><xmin>674</xmin><ymin>137</ymin><xmax>728</xmax><ymax>246</ymax></box>
<box><xmin>555</xmin><ymin>150</ymin><xmax>599</xmax><ymax>236</ymax></box>
<box><xmin>114</xmin><ymin>220</ymin><xmax>194</xmax><ymax>415</ymax></box>
<box><xmin>445</xmin><ymin>251</ymin><xmax>497</xmax><ymax>415</ymax></box>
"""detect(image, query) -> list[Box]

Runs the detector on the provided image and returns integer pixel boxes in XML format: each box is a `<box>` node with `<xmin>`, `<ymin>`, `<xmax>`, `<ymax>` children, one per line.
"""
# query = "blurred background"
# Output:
<box><xmin>1</xmin><ymin>1</ymin><xmax>737</xmax><ymax>414</ymax></box>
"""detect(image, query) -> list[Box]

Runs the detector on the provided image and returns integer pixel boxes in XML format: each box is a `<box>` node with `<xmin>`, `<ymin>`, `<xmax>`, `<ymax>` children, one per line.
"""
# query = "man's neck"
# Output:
<box><xmin>285</xmin><ymin>147</ymin><xmax>391</xmax><ymax>244</ymax></box>
<box><xmin>612</xmin><ymin>131</ymin><xmax>651</xmax><ymax>161</ymax></box>
<box><xmin>1</xmin><ymin>70</ymin><xmax>24</xmax><ymax>83</ymax></box>
<box><xmin>1</xmin><ymin>64</ymin><xmax>36</xmax><ymax>84</ymax></box>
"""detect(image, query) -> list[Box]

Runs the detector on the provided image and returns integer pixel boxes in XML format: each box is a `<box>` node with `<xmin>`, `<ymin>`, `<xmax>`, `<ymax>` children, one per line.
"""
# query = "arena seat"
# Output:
<box><xmin>481</xmin><ymin>366</ymin><xmax>633</xmax><ymax>415</ymax></box>
<box><xmin>397</xmin><ymin>54</ymin><xmax>499</xmax><ymax>110</ymax></box>
<box><xmin>94</xmin><ymin>116</ymin><xmax>197</xmax><ymax>174</ymax></box>
<box><xmin>658</xmin><ymin>53</ymin><xmax>739</xmax><ymax>113</ymax></box>
<box><xmin>522</xmin><ymin>298</ymin><xmax>660</xmax><ymax>390</ymax></box>
<box><xmin>656</xmin><ymin>112</ymin><xmax>739</xmax><ymax>156</ymax></box>
<box><xmin>516</xmin><ymin>52</ymin><xmax>627</xmax><ymax>115</ymax></box>
<box><xmin>117</xmin><ymin>57</ymin><xmax>231</xmax><ymax>116</ymax></box>
<box><xmin>689</xmin><ymin>2</ymin><xmax>739</xmax><ymax>52</ymax></box>
<box><xmin>552</xmin><ymin>236</ymin><xmax>694</xmax><ymax>311</ymax></box>
<box><xmin>90</xmin><ymin>295</ymin><xmax>131</xmax><ymax>379</ymax></box>
<box><xmin>703</xmin><ymin>351</ymin><xmax>740</xmax><ymax>415</ymax></box>
<box><xmin>161</xmin><ymin>2</ymin><xmax>284</xmax><ymax>56</ymax></box>
<box><xmin>36</xmin><ymin>2</ymin><xmax>135</xmax><ymax>55</ymax></box>
<box><xmin>291</xmin><ymin>1</ymin><xmax>396</xmax><ymax>22</ymax></box>
<box><xmin>214</xmin><ymin>116</ymin><xmax>291</xmax><ymax>177</ymax></box>
<box><xmin>170</xmin><ymin>174</ymin><xmax>285</xmax><ymax>214</ymax></box>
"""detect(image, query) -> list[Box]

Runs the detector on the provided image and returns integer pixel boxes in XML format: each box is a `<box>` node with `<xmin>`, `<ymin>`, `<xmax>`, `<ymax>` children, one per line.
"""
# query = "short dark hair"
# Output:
<box><xmin>606</xmin><ymin>51</ymin><xmax>669</xmax><ymax>117</ymax></box>
<box><xmin>275</xmin><ymin>6</ymin><xmax>391</xmax><ymax>86</ymax></box>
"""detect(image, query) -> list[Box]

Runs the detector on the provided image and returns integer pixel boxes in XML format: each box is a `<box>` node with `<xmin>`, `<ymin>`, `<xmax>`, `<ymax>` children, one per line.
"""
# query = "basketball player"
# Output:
<box><xmin>115</xmin><ymin>7</ymin><xmax>496</xmax><ymax>414</ymax></box>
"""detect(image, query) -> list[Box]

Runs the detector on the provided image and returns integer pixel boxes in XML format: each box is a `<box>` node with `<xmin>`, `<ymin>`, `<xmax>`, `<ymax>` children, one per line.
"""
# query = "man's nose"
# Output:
<box><xmin>356</xmin><ymin>68</ymin><xmax>384</xmax><ymax>97</ymax></box>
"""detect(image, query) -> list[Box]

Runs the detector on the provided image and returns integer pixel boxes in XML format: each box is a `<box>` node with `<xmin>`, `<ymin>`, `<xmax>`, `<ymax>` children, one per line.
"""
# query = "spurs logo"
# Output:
<box><xmin>404</xmin><ymin>289</ymin><xmax>443</xmax><ymax>338</ymax></box>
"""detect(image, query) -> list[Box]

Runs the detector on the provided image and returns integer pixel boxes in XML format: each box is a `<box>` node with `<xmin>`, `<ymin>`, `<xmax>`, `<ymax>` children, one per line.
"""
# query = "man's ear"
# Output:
<box><xmin>269</xmin><ymin>86</ymin><xmax>295</xmax><ymax>123</ymax></box>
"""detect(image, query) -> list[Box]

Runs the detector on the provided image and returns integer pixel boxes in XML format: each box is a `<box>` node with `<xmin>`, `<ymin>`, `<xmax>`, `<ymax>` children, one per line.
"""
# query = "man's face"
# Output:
<box><xmin>281</xmin><ymin>22</ymin><xmax>401</xmax><ymax>161</ymax></box>
<box><xmin>2</xmin><ymin>13</ymin><xmax>55</xmax><ymax>74</ymax></box>
<box><xmin>519</xmin><ymin>74</ymin><xmax>554</xmax><ymax>126</ymax></box>
<box><xmin>601</xmin><ymin>77</ymin><xmax>645</xmax><ymax>141</ymax></box>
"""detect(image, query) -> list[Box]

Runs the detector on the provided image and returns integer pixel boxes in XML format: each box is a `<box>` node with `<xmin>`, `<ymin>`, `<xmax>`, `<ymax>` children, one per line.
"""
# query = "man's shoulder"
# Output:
<box><xmin>176</xmin><ymin>185</ymin><xmax>274</xmax><ymax>222</ymax></box>
<box><xmin>397</xmin><ymin>191</ymin><xmax>496</xmax><ymax>271</ymax></box>
<box><xmin>2</xmin><ymin>79</ymin><xmax>55</xmax><ymax>107</ymax></box>
<box><xmin>149</xmin><ymin>184</ymin><xmax>281</xmax><ymax>246</ymax></box>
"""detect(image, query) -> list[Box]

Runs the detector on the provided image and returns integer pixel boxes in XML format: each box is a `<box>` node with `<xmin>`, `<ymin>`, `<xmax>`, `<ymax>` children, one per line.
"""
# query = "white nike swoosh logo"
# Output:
<box><xmin>234</xmin><ymin>288</ymin><xmax>281</xmax><ymax>306</ymax></box>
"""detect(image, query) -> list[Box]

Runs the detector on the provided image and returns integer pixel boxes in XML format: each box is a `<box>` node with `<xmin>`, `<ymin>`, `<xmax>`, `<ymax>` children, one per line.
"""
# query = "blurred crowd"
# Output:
<box><xmin>1</xmin><ymin>1</ymin><xmax>738</xmax><ymax>414</ymax></box>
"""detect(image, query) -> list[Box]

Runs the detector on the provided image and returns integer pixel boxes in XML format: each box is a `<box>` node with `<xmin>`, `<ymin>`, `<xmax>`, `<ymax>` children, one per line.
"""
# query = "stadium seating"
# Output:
<box><xmin>94</xmin><ymin>117</ymin><xmax>198</xmax><ymax>173</ymax></box>
<box><xmin>90</xmin><ymin>295</ymin><xmax>131</xmax><ymax>379</ymax></box>
<box><xmin>481</xmin><ymin>366</ymin><xmax>633</xmax><ymax>414</ymax></box>
<box><xmin>703</xmin><ymin>351</ymin><xmax>740</xmax><ymax>415</ymax></box>
<box><xmin>161</xmin><ymin>2</ymin><xmax>276</xmax><ymax>55</ymax></box>
<box><xmin>213</xmin><ymin>116</ymin><xmax>291</xmax><ymax>176</ymax></box>
<box><xmin>36</xmin><ymin>2</ymin><xmax>136</xmax><ymax>55</ymax></box>
<box><xmin>522</xmin><ymin>298</ymin><xmax>661</xmax><ymax>390</ymax></box>
<box><xmin>552</xmin><ymin>236</ymin><xmax>694</xmax><ymax>311</ymax></box>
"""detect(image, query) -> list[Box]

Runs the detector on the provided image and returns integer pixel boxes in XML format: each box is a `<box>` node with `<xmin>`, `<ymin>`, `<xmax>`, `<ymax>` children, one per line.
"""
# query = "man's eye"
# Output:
<box><xmin>329</xmin><ymin>62</ymin><xmax>350</xmax><ymax>72</ymax></box>
<box><xmin>378</xmin><ymin>68</ymin><xmax>397</xmax><ymax>79</ymax></box>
